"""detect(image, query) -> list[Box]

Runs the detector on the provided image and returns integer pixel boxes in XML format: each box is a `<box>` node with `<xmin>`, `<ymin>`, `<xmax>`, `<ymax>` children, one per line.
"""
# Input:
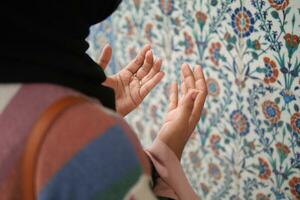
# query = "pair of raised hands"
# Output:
<box><xmin>98</xmin><ymin>44</ymin><xmax>207</xmax><ymax>159</ymax></box>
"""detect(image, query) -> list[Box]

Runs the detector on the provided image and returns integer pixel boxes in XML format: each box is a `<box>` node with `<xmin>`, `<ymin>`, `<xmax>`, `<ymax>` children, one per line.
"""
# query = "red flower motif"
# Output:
<box><xmin>210</xmin><ymin>134</ymin><xmax>221</xmax><ymax>144</ymax></box>
<box><xmin>263</xmin><ymin>57</ymin><xmax>279</xmax><ymax>84</ymax></box>
<box><xmin>258</xmin><ymin>157</ymin><xmax>271</xmax><ymax>180</ymax></box>
<box><xmin>268</xmin><ymin>0</ymin><xmax>289</xmax><ymax>10</ymax></box>
<box><xmin>200</xmin><ymin>182</ymin><xmax>210</xmax><ymax>194</ymax></box>
<box><xmin>235</xmin><ymin>78</ymin><xmax>246</xmax><ymax>89</ymax></box>
<box><xmin>236</xmin><ymin>13</ymin><xmax>250</xmax><ymax>32</ymax></box>
<box><xmin>224</xmin><ymin>32</ymin><xmax>231</xmax><ymax>41</ymax></box>
<box><xmin>159</xmin><ymin>0</ymin><xmax>174</xmax><ymax>15</ymax></box>
<box><xmin>210</xmin><ymin>134</ymin><xmax>221</xmax><ymax>155</ymax></box>
<box><xmin>262</xmin><ymin>100</ymin><xmax>281</xmax><ymax>124</ymax></box>
<box><xmin>125</xmin><ymin>17</ymin><xmax>134</xmax><ymax>36</ymax></box>
<box><xmin>195</xmin><ymin>11</ymin><xmax>207</xmax><ymax>24</ymax></box>
<box><xmin>249</xmin><ymin>141</ymin><xmax>256</xmax><ymax>150</ymax></box>
<box><xmin>288</xmin><ymin>176</ymin><xmax>300</xmax><ymax>199</ymax></box>
<box><xmin>209</xmin><ymin>42</ymin><xmax>222</xmax><ymax>66</ymax></box>
<box><xmin>183</xmin><ymin>32</ymin><xmax>194</xmax><ymax>55</ymax></box>
<box><xmin>253</xmin><ymin>40</ymin><xmax>261</xmax><ymax>50</ymax></box>
<box><xmin>144</xmin><ymin>23</ymin><xmax>154</xmax><ymax>42</ymax></box>
<box><xmin>294</xmin><ymin>35</ymin><xmax>300</xmax><ymax>45</ymax></box>
<box><xmin>291</xmin><ymin>112</ymin><xmax>300</xmax><ymax>135</ymax></box>
<box><xmin>201</xmin><ymin>108</ymin><xmax>207</xmax><ymax>119</ymax></box>
<box><xmin>230</xmin><ymin>110</ymin><xmax>250</xmax><ymax>136</ymax></box>
<box><xmin>284</xmin><ymin>33</ymin><xmax>300</xmax><ymax>48</ymax></box>
<box><xmin>256</xmin><ymin>193</ymin><xmax>270</xmax><ymax>200</ymax></box>
<box><xmin>175</xmin><ymin>17</ymin><xmax>181</xmax><ymax>26</ymax></box>
<box><xmin>275</xmin><ymin>142</ymin><xmax>290</xmax><ymax>156</ymax></box>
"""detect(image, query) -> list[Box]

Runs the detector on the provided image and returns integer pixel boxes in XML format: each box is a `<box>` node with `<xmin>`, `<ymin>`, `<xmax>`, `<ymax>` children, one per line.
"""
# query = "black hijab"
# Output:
<box><xmin>0</xmin><ymin>0</ymin><xmax>122</xmax><ymax>110</ymax></box>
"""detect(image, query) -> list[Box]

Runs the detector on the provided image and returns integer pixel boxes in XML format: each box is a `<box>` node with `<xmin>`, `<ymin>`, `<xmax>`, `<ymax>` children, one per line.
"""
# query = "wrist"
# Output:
<box><xmin>157</xmin><ymin>132</ymin><xmax>187</xmax><ymax>160</ymax></box>
<box><xmin>116</xmin><ymin>107</ymin><xmax>127</xmax><ymax>117</ymax></box>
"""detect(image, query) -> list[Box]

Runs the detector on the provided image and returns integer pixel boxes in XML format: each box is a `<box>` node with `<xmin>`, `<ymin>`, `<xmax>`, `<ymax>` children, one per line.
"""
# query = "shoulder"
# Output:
<box><xmin>35</xmin><ymin>99</ymin><xmax>150</xmax><ymax>199</ymax></box>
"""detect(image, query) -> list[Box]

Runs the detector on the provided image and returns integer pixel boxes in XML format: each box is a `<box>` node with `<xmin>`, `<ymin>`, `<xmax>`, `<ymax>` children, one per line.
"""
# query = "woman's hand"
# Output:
<box><xmin>98</xmin><ymin>44</ymin><xmax>164</xmax><ymax>116</ymax></box>
<box><xmin>157</xmin><ymin>64</ymin><xmax>207</xmax><ymax>159</ymax></box>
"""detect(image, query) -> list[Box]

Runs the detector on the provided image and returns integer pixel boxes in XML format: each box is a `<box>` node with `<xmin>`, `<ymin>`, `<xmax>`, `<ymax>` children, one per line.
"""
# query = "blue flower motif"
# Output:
<box><xmin>267</xmin><ymin>107</ymin><xmax>276</xmax><ymax>117</ymax></box>
<box><xmin>271</xmin><ymin>187</ymin><xmax>286</xmax><ymax>200</ymax></box>
<box><xmin>231</xmin><ymin>7</ymin><xmax>255</xmax><ymax>38</ymax></box>
<box><xmin>262</xmin><ymin>100</ymin><xmax>281</xmax><ymax>124</ymax></box>
<box><xmin>280</xmin><ymin>89</ymin><xmax>296</xmax><ymax>104</ymax></box>
<box><xmin>207</xmin><ymin>78</ymin><xmax>220</xmax><ymax>96</ymax></box>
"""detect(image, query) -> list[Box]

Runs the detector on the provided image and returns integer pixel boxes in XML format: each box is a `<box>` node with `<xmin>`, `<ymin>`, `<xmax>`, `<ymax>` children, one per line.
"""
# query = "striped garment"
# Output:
<box><xmin>0</xmin><ymin>84</ymin><xmax>199</xmax><ymax>200</ymax></box>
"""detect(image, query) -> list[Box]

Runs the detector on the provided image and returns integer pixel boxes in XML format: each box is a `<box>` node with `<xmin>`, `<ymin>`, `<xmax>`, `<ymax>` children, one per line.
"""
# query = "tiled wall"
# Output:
<box><xmin>88</xmin><ymin>0</ymin><xmax>300</xmax><ymax>199</ymax></box>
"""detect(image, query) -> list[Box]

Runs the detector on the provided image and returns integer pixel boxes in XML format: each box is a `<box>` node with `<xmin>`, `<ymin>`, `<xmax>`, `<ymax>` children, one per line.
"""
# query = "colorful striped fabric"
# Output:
<box><xmin>0</xmin><ymin>83</ymin><xmax>199</xmax><ymax>200</ymax></box>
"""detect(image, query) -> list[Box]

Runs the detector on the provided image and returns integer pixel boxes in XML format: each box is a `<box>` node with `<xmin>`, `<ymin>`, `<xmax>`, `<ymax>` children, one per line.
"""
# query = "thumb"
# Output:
<box><xmin>98</xmin><ymin>44</ymin><xmax>112</xmax><ymax>70</ymax></box>
<box><xmin>177</xmin><ymin>90</ymin><xmax>198</xmax><ymax>122</ymax></box>
<box><xmin>102</xmin><ymin>76</ymin><xmax>115</xmax><ymax>89</ymax></box>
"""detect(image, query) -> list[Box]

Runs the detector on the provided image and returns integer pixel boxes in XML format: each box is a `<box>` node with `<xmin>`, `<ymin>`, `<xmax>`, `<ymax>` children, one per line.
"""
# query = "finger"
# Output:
<box><xmin>180</xmin><ymin>71</ymin><xmax>187</xmax><ymax>96</ymax></box>
<box><xmin>194</xmin><ymin>65</ymin><xmax>207</xmax><ymax>91</ymax></box>
<box><xmin>167</xmin><ymin>82</ymin><xmax>178</xmax><ymax>111</ymax></box>
<box><xmin>127</xmin><ymin>44</ymin><xmax>151</xmax><ymax>74</ymax></box>
<box><xmin>140</xmin><ymin>71</ymin><xmax>164</xmax><ymax>98</ymax></box>
<box><xmin>178</xmin><ymin>90</ymin><xmax>198</xmax><ymax>122</ymax></box>
<box><xmin>98</xmin><ymin>44</ymin><xmax>112</xmax><ymax>69</ymax></box>
<box><xmin>189</xmin><ymin>88</ymin><xmax>208</xmax><ymax>129</ymax></box>
<box><xmin>181</xmin><ymin>63</ymin><xmax>196</xmax><ymax>91</ymax></box>
<box><xmin>102</xmin><ymin>76</ymin><xmax>115</xmax><ymax>89</ymax></box>
<box><xmin>141</xmin><ymin>58</ymin><xmax>162</xmax><ymax>85</ymax></box>
<box><xmin>136</xmin><ymin>50</ymin><xmax>154</xmax><ymax>79</ymax></box>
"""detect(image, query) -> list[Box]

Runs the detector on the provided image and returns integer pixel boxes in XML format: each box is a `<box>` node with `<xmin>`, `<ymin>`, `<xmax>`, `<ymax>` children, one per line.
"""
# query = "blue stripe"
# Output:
<box><xmin>38</xmin><ymin>124</ymin><xmax>142</xmax><ymax>200</ymax></box>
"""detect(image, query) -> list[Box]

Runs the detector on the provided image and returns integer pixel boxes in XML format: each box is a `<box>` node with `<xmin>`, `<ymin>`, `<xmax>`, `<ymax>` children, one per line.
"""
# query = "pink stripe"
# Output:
<box><xmin>0</xmin><ymin>84</ymin><xmax>79</xmax><ymax>183</ymax></box>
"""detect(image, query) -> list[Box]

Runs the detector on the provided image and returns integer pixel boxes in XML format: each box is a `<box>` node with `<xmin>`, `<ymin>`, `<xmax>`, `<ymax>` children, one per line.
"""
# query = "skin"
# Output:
<box><xmin>98</xmin><ymin>45</ymin><xmax>207</xmax><ymax>160</ymax></box>
<box><xmin>158</xmin><ymin>64</ymin><xmax>207</xmax><ymax>159</ymax></box>
<box><xmin>98</xmin><ymin>44</ymin><xmax>165</xmax><ymax>116</ymax></box>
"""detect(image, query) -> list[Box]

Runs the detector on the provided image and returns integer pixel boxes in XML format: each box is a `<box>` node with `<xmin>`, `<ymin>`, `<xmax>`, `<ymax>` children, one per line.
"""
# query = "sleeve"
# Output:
<box><xmin>145</xmin><ymin>140</ymin><xmax>200</xmax><ymax>200</ymax></box>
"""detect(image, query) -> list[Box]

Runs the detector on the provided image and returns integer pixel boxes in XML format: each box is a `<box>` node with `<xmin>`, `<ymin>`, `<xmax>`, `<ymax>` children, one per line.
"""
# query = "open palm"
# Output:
<box><xmin>157</xmin><ymin>64</ymin><xmax>207</xmax><ymax>159</ymax></box>
<box><xmin>98</xmin><ymin>44</ymin><xmax>164</xmax><ymax>116</ymax></box>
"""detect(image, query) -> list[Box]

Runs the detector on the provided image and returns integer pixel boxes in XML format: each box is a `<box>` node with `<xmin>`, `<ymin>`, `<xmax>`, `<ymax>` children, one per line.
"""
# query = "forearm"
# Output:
<box><xmin>145</xmin><ymin>139</ymin><xmax>199</xmax><ymax>200</ymax></box>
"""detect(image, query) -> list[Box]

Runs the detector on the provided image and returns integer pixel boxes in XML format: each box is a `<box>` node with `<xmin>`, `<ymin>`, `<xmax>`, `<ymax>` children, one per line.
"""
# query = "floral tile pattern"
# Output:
<box><xmin>87</xmin><ymin>0</ymin><xmax>300</xmax><ymax>199</ymax></box>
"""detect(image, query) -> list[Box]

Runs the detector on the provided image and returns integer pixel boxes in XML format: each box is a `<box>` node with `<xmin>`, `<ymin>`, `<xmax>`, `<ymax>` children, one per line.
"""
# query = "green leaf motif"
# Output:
<box><xmin>292</xmin><ymin>14</ymin><xmax>296</xmax><ymax>27</ymax></box>
<box><xmin>286</xmin><ymin>123</ymin><xmax>292</xmax><ymax>132</ymax></box>
<box><xmin>294</xmin><ymin>104</ymin><xmax>299</xmax><ymax>112</ymax></box>
<box><xmin>286</xmin><ymin>7</ymin><xmax>291</xmax><ymax>15</ymax></box>
<box><xmin>277</xmin><ymin>121</ymin><xmax>283</xmax><ymax>128</ymax></box>
<box><xmin>256</xmin><ymin>67</ymin><xmax>265</xmax><ymax>73</ymax></box>
<box><xmin>252</xmin><ymin>52</ymin><xmax>259</xmax><ymax>60</ymax></box>
<box><xmin>271</xmin><ymin>11</ymin><xmax>279</xmax><ymax>19</ymax></box>
<box><xmin>247</xmin><ymin>39</ymin><xmax>252</xmax><ymax>48</ymax></box>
